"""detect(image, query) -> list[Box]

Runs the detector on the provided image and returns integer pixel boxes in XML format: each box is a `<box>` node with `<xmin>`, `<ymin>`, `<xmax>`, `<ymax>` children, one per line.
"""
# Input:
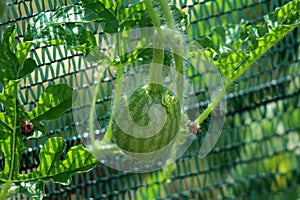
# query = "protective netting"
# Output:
<box><xmin>0</xmin><ymin>0</ymin><xmax>299</xmax><ymax>199</ymax></box>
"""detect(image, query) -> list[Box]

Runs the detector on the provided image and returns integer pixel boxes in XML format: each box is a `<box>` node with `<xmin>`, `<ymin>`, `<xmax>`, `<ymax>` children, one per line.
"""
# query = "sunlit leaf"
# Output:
<box><xmin>22</xmin><ymin>137</ymin><xmax>98</xmax><ymax>185</ymax></box>
<box><xmin>29</xmin><ymin>84</ymin><xmax>73</xmax><ymax>122</ymax></box>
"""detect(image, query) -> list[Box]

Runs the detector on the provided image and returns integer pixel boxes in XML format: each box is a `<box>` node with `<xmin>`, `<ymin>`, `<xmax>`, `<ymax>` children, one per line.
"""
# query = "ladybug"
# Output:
<box><xmin>20</xmin><ymin>120</ymin><xmax>34</xmax><ymax>135</ymax></box>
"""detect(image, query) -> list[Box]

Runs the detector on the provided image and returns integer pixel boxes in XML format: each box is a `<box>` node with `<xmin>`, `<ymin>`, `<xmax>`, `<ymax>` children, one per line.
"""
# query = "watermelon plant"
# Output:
<box><xmin>0</xmin><ymin>0</ymin><xmax>299</xmax><ymax>198</ymax></box>
<box><xmin>85</xmin><ymin>0</ymin><xmax>300</xmax><ymax>172</ymax></box>
<box><xmin>0</xmin><ymin>5</ymin><xmax>100</xmax><ymax>199</ymax></box>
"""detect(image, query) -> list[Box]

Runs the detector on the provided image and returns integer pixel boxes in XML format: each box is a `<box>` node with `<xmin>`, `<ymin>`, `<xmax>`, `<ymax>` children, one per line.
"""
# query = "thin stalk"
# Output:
<box><xmin>103</xmin><ymin>3</ymin><xmax>124</xmax><ymax>141</ymax></box>
<box><xmin>149</xmin><ymin>37</ymin><xmax>164</xmax><ymax>91</ymax></box>
<box><xmin>158</xmin><ymin>0</ymin><xmax>176</xmax><ymax>29</ymax></box>
<box><xmin>158</xmin><ymin>0</ymin><xmax>184</xmax><ymax>100</ymax></box>
<box><xmin>0</xmin><ymin>83</ymin><xmax>19</xmax><ymax>200</ymax></box>
<box><xmin>145</xmin><ymin>0</ymin><xmax>165</xmax><ymax>90</ymax></box>
<box><xmin>89</xmin><ymin>66</ymin><xmax>106</xmax><ymax>147</ymax></box>
<box><xmin>104</xmin><ymin>34</ymin><xmax>124</xmax><ymax>141</ymax></box>
<box><xmin>145</xmin><ymin>0</ymin><xmax>163</xmax><ymax>35</ymax></box>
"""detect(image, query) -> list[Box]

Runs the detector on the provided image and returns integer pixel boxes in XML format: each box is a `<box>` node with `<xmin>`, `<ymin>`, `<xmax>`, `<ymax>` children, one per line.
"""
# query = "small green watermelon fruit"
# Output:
<box><xmin>112</xmin><ymin>83</ymin><xmax>181</xmax><ymax>157</ymax></box>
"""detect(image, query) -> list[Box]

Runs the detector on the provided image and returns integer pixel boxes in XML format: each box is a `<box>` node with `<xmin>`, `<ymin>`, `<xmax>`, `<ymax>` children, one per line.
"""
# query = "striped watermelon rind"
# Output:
<box><xmin>112</xmin><ymin>83</ymin><xmax>181</xmax><ymax>154</ymax></box>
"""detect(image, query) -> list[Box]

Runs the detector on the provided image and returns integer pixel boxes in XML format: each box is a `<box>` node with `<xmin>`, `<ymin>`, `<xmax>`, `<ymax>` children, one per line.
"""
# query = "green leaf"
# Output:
<box><xmin>16</xmin><ymin>42</ymin><xmax>33</xmax><ymax>71</ymax></box>
<box><xmin>22</xmin><ymin>137</ymin><xmax>98</xmax><ymax>185</ymax></box>
<box><xmin>212</xmin><ymin>26</ymin><xmax>226</xmax><ymax>41</ymax></box>
<box><xmin>196</xmin><ymin>36</ymin><xmax>214</xmax><ymax>49</ymax></box>
<box><xmin>197</xmin><ymin>0</ymin><xmax>300</xmax><ymax>79</ymax></box>
<box><xmin>24</xmin><ymin>5</ymin><xmax>98</xmax><ymax>54</ymax></box>
<box><xmin>0</xmin><ymin>81</ymin><xmax>97</xmax><ymax>186</ymax></box>
<box><xmin>26</xmin><ymin>84</ymin><xmax>73</xmax><ymax>138</ymax></box>
<box><xmin>0</xmin><ymin>26</ymin><xmax>37</xmax><ymax>82</ymax></box>
<box><xmin>82</xmin><ymin>0</ymin><xmax>118</xmax><ymax>33</ymax></box>
<box><xmin>29</xmin><ymin>84</ymin><xmax>73</xmax><ymax>122</ymax></box>
<box><xmin>0</xmin><ymin>134</ymin><xmax>25</xmax><ymax>181</ymax></box>
<box><xmin>82</xmin><ymin>0</ymin><xmax>148</xmax><ymax>33</ymax></box>
<box><xmin>0</xmin><ymin>27</ymin><xmax>20</xmax><ymax>83</ymax></box>
<box><xmin>2</xmin><ymin>25</ymin><xmax>16</xmax><ymax>52</ymax></box>
<box><xmin>18</xmin><ymin>58</ymin><xmax>37</xmax><ymax>79</ymax></box>
<box><xmin>118</xmin><ymin>2</ymin><xmax>147</xmax><ymax>31</ymax></box>
<box><xmin>0</xmin><ymin>81</ymin><xmax>29</xmax><ymax>135</ymax></box>
<box><xmin>0</xmin><ymin>81</ymin><xmax>27</xmax><ymax>181</ymax></box>
<box><xmin>64</xmin><ymin>24</ymin><xmax>97</xmax><ymax>55</ymax></box>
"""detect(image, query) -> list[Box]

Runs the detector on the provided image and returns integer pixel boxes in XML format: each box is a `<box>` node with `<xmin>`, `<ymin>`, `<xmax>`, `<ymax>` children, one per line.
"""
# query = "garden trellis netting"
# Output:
<box><xmin>0</xmin><ymin>0</ymin><xmax>300</xmax><ymax>199</ymax></box>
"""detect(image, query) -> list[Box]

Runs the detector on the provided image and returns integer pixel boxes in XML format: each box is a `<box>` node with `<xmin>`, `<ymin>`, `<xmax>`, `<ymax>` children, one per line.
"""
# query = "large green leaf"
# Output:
<box><xmin>24</xmin><ymin>5</ymin><xmax>98</xmax><ymax>54</ymax></box>
<box><xmin>82</xmin><ymin>0</ymin><xmax>118</xmax><ymax>33</ymax></box>
<box><xmin>0</xmin><ymin>81</ymin><xmax>29</xmax><ymax>135</ymax></box>
<box><xmin>0</xmin><ymin>81</ymin><xmax>27</xmax><ymax>181</ymax></box>
<box><xmin>0</xmin><ymin>82</ymin><xmax>97</xmax><ymax>187</ymax></box>
<box><xmin>0</xmin><ymin>5</ymin><xmax>99</xmax><ymax>199</ymax></box>
<box><xmin>19</xmin><ymin>137</ymin><xmax>98</xmax><ymax>185</ymax></box>
<box><xmin>82</xmin><ymin>0</ymin><xmax>148</xmax><ymax>33</ymax></box>
<box><xmin>0</xmin><ymin>134</ymin><xmax>25</xmax><ymax>181</ymax></box>
<box><xmin>0</xmin><ymin>25</ymin><xmax>38</xmax><ymax>83</ymax></box>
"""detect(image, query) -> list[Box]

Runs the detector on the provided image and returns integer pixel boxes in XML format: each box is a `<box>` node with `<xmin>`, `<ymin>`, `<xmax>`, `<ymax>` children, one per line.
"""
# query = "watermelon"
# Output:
<box><xmin>112</xmin><ymin>83</ymin><xmax>181</xmax><ymax>154</ymax></box>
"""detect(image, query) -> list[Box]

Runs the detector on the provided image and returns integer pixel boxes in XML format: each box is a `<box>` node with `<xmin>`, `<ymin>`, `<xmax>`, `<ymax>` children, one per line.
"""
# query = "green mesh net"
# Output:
<box><xmin>0</xmin><ymin>0</ymin><xmax>299</xmax><ymax>199</ymax></box>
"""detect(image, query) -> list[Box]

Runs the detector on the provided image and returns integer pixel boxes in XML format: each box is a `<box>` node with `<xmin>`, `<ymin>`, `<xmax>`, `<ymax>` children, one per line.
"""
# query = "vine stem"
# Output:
<box><xmin>0</xmin><ymin>82</ymin><xmax>18</xmax><ymax>200</ymax></box>
<box><xmin>158</xmin><ymin>0</ymin><xmax>176</xmax><ymax>29</ymax></box>
<box><xmin>157</xmin><ymin>0</ymin><xmax>184</xmax><ymax>102</ymax></box>
<box><xmin>194</xmin><ymin>24</ymin><xmax>295</xmax><ymax>125</ymax></box>
<box><xmin>103</xmin><ymin>33</ymin><xmax>123</xmax><ymax>141</ymax></box>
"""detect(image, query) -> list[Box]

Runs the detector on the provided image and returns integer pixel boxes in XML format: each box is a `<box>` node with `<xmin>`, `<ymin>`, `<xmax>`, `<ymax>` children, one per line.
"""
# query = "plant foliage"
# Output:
<box><xmin>0</xmin><ymin>0</ymin><xmax>299</xmax><ymax>199</ymax></box>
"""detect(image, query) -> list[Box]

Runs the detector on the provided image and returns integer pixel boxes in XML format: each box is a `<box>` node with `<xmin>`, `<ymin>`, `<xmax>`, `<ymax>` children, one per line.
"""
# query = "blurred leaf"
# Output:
<box><xmin>18</xmin><ymin>180</ymin><xmax>45</xmax><ymax>200</ymax></box>
<box><xmin>212</xmin><ymin>26</ymin><xmax>226</xmax><ymax>41</ymax></box>
<box><xmin>64</xmin><ymin>24</ymin><xmax>97</xmax><ymax>54</ymax></box>
<box><xmin>0</xmin><ymin>0</ymin><xmax>6</xmax><ymax>17</ymax></box>
<box><xmin>197</xmin><ymin>0</ymin><xmax>300</xmax><ymax>79</ymax></box>
<box><xmin>196</xmin><ymin>36</ymin><xmax>214</xmax><ymax>49</ymax></box>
